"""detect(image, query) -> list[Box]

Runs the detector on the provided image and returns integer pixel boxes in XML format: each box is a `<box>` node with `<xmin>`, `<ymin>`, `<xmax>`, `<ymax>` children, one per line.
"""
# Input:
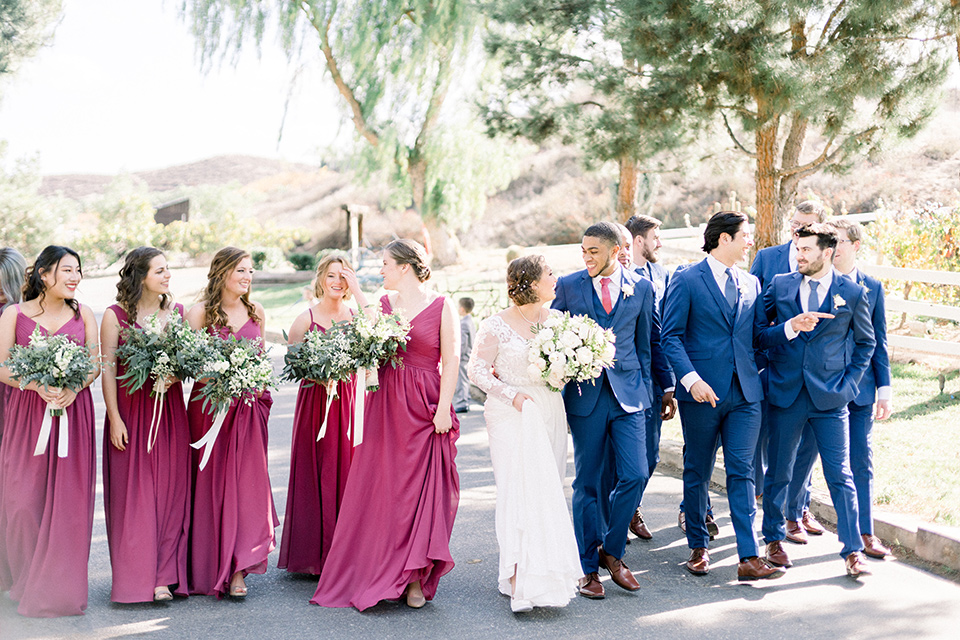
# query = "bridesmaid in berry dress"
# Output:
<box><xmin>101</xmin><ymin>247</ymin><xmax>191</xmax><ymax>603</ymax></box>
<box><xmin>278</xmin><ymin>253</ymin><xmax>368</xmax><ymax>575</ymax></box>
<box><xmin>0</xmin><ymin>247</ymin><xmax>27</xmax><ymax>446</ymax></box>
<box><xmin>311</xmin><ymin>239</ymin><xmax>460</xmax><ymax>611</ymax></box>
<box><xmin>185</xmin><ymin>247</ymin><xmax>278</xmax><ymax>598</ymax></box>
<box><xmin>0</xmin><ymin>246</ymin><xmax>100</xmax><ymax>617</ymax></box>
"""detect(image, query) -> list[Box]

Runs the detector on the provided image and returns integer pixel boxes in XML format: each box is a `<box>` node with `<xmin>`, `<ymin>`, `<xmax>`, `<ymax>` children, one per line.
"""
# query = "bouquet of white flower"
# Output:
<box><xmin>528</xmin><ymin>312</ymin><xmax>616</xmax><ymax>393</ymax></box>
<box><xmin>280</xmin><ymin>323</ymin><xmax>354</xmax><ymax>387</ymax></box>
<box><xmin>345</xmin><ymin>311</ymin><xmax>410</xmax><ymax>391</ymax></box>
<box><xmin>192</xmin><ymin>335</ymin><xmax>277</xmax><ymax>470</ymax></box>
<box><xmin>114</xmin><ymin>310</ymin><xmax>216</xmax><ymax>451</ymax></box>
<box><xmin>4</xmin><ymin>326</ymin><xmax>95</xmax><ymax>457</ymax></box>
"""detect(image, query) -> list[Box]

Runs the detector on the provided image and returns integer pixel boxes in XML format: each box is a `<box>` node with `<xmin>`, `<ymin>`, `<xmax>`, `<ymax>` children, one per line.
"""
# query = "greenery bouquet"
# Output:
<box><xmin>4</xmin><ymin>326</ymin><xmax>95</xmax><ymax>457</ymax></box>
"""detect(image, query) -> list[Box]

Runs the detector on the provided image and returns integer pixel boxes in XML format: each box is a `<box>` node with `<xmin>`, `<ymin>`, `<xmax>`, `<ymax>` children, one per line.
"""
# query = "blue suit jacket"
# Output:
<box><xmin>633</xmin><ymin>261</ymin><xmax>676</xmax><ymax>392</ymax></box>
<box><xmin>757</xmin><ymin>271</ymin><xmax>876</xmax><ymax>411</ymax></box>
<box><xmin>847</xmin><ymin>270</ymin><xmax>891</xmax><ymax>406</ymax></box>
<box><xmin>662</xmin><ymin>259</ymin><xmax>765</xmax><ymax>404</ymax></box>
<box><xmin>552</xmin><ymin>268</ymin><xmax>670</xmax><ymax>417</ymax></box>
<box><xmin>750</xmin><ymin>241</ymin><xmax>792</xmax><ymax>289</ymax></box>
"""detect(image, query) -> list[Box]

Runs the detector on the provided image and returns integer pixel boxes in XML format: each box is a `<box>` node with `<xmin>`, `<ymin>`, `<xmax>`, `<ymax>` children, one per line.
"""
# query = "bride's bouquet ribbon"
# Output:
<box><xmin>191</xmin><ymin>410</ymin><xmax>228</xmax><ymax>471</ymax></box>
<box><xmin>34</xmin><ymin>403</ymin><xmax>69</xmax><ymax>458</ymax></box>
<box><xmin>316</xmin><ymin>380</ymin><xmax>338</xmax><ymax>442</ymax></box>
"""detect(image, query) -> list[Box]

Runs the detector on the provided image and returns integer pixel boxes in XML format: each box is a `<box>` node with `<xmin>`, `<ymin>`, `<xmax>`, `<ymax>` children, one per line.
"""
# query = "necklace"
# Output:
<box><xmin>517</xmin><ymin>305</ymin><xmax>542</xmax><ymax>325</ymax></box>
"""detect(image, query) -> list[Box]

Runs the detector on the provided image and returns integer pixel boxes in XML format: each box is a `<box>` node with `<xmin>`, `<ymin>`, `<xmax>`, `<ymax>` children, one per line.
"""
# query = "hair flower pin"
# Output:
<box><xmin>833</xmin><ymin>294</ymin><xmax>846</xmax><ymax>308</ymax></box>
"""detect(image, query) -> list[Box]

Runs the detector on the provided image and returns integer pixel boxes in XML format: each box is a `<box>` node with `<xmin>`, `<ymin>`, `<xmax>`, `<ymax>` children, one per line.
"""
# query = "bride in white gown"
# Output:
<box><xmin>468</xmin><ymin>255</ymin><xmax>582</xmax><ymax>613</ymax></box>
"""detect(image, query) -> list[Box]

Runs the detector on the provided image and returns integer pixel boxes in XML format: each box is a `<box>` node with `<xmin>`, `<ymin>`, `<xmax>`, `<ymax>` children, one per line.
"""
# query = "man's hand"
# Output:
<box><xmin>690</xmin><ymin>380</ymin><xmax>719</xmax><ymax>408</ymax></box>
<box><xmin>875</xmin><ymin>398</ymin><xmax>893</xmax><ymax>421</ymax></box>
<box><xmin>790</xmin><ymin>311</ymin><xmax>835</xmax><ymax>333</ymax></box>
<box><xmin>660</xmin><ymin>391</ymin><xmax>677</xmax><ymax>420</ymax></box>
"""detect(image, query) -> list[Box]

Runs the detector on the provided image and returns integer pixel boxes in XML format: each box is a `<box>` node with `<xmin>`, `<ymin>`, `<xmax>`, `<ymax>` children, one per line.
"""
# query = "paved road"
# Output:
<box><xmin>3</xmin><ymin>372</ymin><xmax>960</xmax><ymax>639</ymax></box>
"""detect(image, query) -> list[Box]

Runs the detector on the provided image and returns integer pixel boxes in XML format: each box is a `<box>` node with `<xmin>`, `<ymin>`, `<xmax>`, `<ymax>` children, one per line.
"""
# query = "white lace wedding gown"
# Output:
<box><xmin>468</xmin><ymin>314</ymin><xmax>581</xmax><ymax>611</ymax></box>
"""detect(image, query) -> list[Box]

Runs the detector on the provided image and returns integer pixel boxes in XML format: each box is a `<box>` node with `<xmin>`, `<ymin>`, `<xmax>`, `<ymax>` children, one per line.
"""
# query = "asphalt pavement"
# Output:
<box><xmin>3</xmin><ymin>370</ymin><xmax>960</xmax><ymax>639</ymax></box>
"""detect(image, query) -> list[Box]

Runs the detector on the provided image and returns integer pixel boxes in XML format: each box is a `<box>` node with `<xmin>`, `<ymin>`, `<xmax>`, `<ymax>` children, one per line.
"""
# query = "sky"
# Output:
<box><xmin>0</xmin><ymin>0</ymin><xmax>342</xmax><ymax>175</ymax></box>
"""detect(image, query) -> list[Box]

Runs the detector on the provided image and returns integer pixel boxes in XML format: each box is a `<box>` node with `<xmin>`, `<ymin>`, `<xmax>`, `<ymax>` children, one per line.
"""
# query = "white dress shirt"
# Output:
<box><xmin>592</xmin><ymin>264</ymin><xmax>623</xmax><ymax>305</ymax></box>
<box><xmin>784</xmin><ymin>269</ymin><xmax>834</xmax><ymax>340</ymax></box>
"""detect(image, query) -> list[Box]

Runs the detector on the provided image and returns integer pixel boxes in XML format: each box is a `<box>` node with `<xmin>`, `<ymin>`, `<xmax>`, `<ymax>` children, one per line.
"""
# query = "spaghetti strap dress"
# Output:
<box><xmin>102</xmin><ymin>303</ymin><xmax>191</xmax><ymax>602</ymax></box>
<box><xmin>0</xmin><ymin>305</ymin><xmax>96</xmax><ymax>617</ymax></box>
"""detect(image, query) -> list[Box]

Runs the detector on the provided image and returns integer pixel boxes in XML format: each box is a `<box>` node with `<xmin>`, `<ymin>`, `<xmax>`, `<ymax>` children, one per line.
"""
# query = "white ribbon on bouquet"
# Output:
<box><xmin>191</xmin><ymin>410</ymin><xmax>228</xmax><ymax>471</ymax></box>
<box><xmin>315</xmin><ymin>368</ymin><xmax>371</xmax><ymax>447</ymax></box>
<box><xmin>34</xmin><ymin>403</ymin><xmax>69</xmax><ymax>458</ymax></box>
<box><xmin>145</xmin><ymin>380</ymin><xmax>168</xmax><ymax>453</ymax></box>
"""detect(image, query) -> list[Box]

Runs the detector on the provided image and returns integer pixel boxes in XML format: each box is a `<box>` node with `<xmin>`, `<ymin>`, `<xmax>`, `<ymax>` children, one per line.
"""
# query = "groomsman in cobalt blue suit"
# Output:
<box><xmin>552</xmin><ymin>221</ymin><xmax>668</xmax><ymax>599</ymax></box>
<box><xmin>783</xmin><ymin>219</ymin><xmax>893</xmax><ymax>558</ymax></box>
<box><xmin>757</xmin><ymin>223</ymin><xmax>876</xmax><ymax>578</ymax></box>
<box><xmin>623</xmin><ymin>215</ymin><xmax>677</xmax><ymax>540</ymax></box>
<box><xmin>661</xmin><ymin>211</ymin><xmax>785</xmax><ymax>581</ymax></box>
<box><xmin>750</xmin><ymin>201</ymin><xmax>826</xmax><ymax>539</ymax></box>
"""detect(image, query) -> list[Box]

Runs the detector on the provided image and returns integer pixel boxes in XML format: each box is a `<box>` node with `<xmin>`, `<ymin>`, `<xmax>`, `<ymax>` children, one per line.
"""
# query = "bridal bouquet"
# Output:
<box><xmin>528</xmin><ymin>312</ymin><xmax>616</xmax><ymax>392</ymax></box>
<box><xmin>4</xmin><ymin>326</ymin><xmax>95</xmax><ymax>456</ymax></box>
<box><xmin>192</xmin><ymin>335</ymin><xmax>277</xmax><ymax>470</ymax></box>
<box><xmin>345</xmin><ymin>311</ymin><xmax>411</xmax><ymax>391</ymax></box>
<box><xmin>281</xmin><ymin>323</ymin><xmax>355</xmax><ymax>387</ymax></box>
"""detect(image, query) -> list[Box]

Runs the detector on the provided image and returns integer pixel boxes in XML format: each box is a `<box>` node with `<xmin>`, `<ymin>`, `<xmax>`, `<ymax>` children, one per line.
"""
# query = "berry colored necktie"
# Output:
<box><xmin>600</xmin><ymin>277</ymin><xmax>613</xmax><ymax>314</ymax></box>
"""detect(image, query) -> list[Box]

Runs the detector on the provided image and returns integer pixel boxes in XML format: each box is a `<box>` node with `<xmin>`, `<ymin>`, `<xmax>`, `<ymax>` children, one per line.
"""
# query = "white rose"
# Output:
<box><xmin>549</xmin><ymin>351</ymin><xmax>565</xmax><ymax>364</ymax></box>
<box><xmin>602</xmin><ymin>342</ymin><xmax>616</xmax><ymax>361</ymax></box>
<box><xmin>564</xmin><ymin>347</ymin><xmax>576</xmax><ymax>358</ymax></box>
<box><xmin>577</xmin><ymin>323</ymin><xmax>591</xmax><ymax>339</ymax></box>
<box><xmin>575</xmin><ymin>346</ymin><xmax>593</xmax><ymax>365</ymax></box>
<box><xmin>561</xmin><ymin>331</ymin><xmax>580</xmax><ymax>349</ymax></box>
<box><xmin>532</xmin><ymin>357</ymin><xmax>547</xmax><ymax>372</ymax></box>
<box><xmin>527</xmin><ymin>363</ymin><xmax>544</xmax><ymax>380</ymax></box>
<box><xmin>543</xmin><ymin>315</ymin><xmax>561</xmax><ymax>328</ymax></box>
<box><xmin>538</xmin><ymin>328</ymin><xmax>554</xmax><ymax>342</ymax></box>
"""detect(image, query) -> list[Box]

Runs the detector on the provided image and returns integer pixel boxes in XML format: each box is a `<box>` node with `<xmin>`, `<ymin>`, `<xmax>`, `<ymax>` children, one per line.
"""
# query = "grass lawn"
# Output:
<box><xmin>660</xmin><ymin>361</ymin><xmax>960</xmax><ymax>527</ymax></box>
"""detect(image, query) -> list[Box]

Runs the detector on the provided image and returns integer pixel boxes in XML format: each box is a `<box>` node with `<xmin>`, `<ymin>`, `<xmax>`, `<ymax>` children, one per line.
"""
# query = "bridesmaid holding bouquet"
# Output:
<box><xmin>185</xmin><ymin>247</ymin><xmax>278</xmax><ymax>598</ymax></box>
<box><xmin>312</xmin><ymin>239</ymin><xmax>460</xmax><ymax>611</ymax></box>
<box><xmin>278</xmin><ymin>253</ymin><xmax>368</xmax><ymax>575</ymax></box>
<box><xmin>101</xmin><ymin>247</ymin><xmax>191</xmax><ymax>603</ymax></box>
<box><xmin>0</xmin><ymin>246</ymin><xmax>100</xmax><ymax>617</ymax></box>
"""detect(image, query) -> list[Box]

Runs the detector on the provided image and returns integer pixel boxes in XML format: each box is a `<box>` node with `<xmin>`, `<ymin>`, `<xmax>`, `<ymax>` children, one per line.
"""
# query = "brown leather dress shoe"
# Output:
<box><xmin>685</xmin><ymin>548</ymin><xmax>710</xmax><ymax>576</ymax></box>
<box><xmin>737</xmin><ymin>556</ymin><xmax>786</xmax><ymax>582</ymax></box>
<box><xmin>861</xmin><ymin>534</ymin><xmax>891</xmax><ymax>559</ymax></box>
<box><xmin>765</xmin><ymin>540</ymin><xmax>793</xmax><ymax>568</ymax></box>
<box><xmin>845</xmin><ymin>551</ymin><xmax>872</xmax><ymax>578</ymax></box>
<box><xmin>785</xmin><ymin>519</ymin><xmax>809</xmax><ymax>544</ymax></box>
<box><xmin>705</xmin><ymin>514</ymin><xmax>719</xmax><ymax>540</ymax></box>
<box><xmin>801</xmin><ymin>509</ymin><xmax>825</xmax><ymax>535</ymax></box>
<box><xmin>630</xmin><ymin>510</ymin><xmax>653</xmax><ymax>540</ymax></box>
<box><xmin>678</xmin><ymin>510</ymin><xmax>686</xmax><ymax>533</ymax></box>
<box><xmin>578</xmin><ymin>572</ymin><xmax>605</xmax><ymax>599</ymax></box>
<box><xmin>598</xmin><ymin>546</ymin><xmax>641</xmax><ymax>591</ymax></box>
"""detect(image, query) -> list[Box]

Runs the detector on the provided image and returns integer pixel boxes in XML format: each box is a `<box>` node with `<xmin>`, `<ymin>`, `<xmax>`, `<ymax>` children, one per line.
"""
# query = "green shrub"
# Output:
<box><xmin>288</xmin><ymin>252</ymin><xmax>317</xmax><ymax>271</ymax></box>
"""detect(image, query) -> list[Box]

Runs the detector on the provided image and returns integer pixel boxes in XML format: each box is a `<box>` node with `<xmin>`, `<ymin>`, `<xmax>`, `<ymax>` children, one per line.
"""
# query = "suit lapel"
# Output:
<box><xmin>732</xmin><ymin>266</ymin><xmax>749</xmax><ymax>326</ymax></box>
<box><xmin>578</xmin><ymin>271</ymin><xmax>594</xmax><ymax>313</ymax></box>
<box><xmin>698</xmin><ymin>260</ymin><xmax>733</xmax><ymax>327</ymax></box>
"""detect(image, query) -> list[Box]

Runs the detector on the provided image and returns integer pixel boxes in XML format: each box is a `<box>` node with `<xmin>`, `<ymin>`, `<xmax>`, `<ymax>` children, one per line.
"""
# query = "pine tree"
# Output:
<box><xmin>486</xmin><ymin>1</ymin><xmax>958</xmax><ymax>247</ymax></box>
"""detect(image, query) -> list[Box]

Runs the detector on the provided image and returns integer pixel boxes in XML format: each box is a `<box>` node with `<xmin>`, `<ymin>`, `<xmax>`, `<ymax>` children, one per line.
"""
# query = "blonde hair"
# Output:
<box><xmin>0</xmin><ymin>247</ymin><xmax>26</xmax><ymax>312</ymax></box>
<box><xmin>313</xmin><ymin>253</ymin><xmax>354</xmax><ymax>301</ymax></box>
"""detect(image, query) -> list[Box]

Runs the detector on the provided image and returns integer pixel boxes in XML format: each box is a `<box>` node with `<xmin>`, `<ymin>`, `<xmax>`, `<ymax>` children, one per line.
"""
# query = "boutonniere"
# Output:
<box><xmin>622</xmin><ymin>283</ymin><xmax>635</xmax><ymax>298</ymax></box>
<box><xmin>859</xmin><ymin>280</ymin><xmax>871</xmax><ymax>295</ymax></box>
<box><xmin>833</xmin><ymin>294</ymin><xmax>846</xmax><ymax>308</ymax></box>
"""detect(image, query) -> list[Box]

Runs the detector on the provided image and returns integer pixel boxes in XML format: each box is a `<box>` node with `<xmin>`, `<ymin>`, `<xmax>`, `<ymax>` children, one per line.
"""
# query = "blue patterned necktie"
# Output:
<box><xmin>724</xmin><ymin>268</ymin><xmax>738</xmax><ymax>310</ymax></box>
<box><xmin>807</xmin><ymin>280</ymin><xmax>819</xmax><ymax>313</ymax></box>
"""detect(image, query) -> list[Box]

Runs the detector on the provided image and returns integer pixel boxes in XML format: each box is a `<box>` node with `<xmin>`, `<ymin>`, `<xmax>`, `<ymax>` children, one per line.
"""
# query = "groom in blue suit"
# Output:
<box><xmin>552</xmin><ymin>221</ymin><xmax>668</xmax><ymax>599</ymax></box>
<box><xmin>757</xmin><ymin>223</ymin><xmax>876</xmax><ymax>578</ymax></box>
<box><xmin>661</xmin><ymin>211</ymin><xmax>784</xmax><ymax>582</ymax></box>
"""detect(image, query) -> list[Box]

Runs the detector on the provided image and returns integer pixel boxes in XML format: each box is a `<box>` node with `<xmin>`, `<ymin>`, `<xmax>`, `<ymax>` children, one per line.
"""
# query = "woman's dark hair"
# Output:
<box><xmin>507</xmin><ymin>255</ymin><xmax>546</xmax><ymax>306</ymax></box>
<box><xmin>23</xmin><ymin>245</ymin><xmax>82</xmax><ymax>318</ymax></box>
<box><xmin>198</xmin><ymin>246</ymin><xmax>259</xmax><ymax>330</ymax></box>
<box><xmin>116</xmin><ymin>247</ymin><xmax>170</xmax><ymax>322</ymax></box>
<box><xmin>702</xmin><ymin>211</ymin><xmax>749</xmax><ymax>253</ymax></box>
<box><xmin>385</xmin><ymin>239</ymin><xmax>431</xmax><ymax>282</ymax></box>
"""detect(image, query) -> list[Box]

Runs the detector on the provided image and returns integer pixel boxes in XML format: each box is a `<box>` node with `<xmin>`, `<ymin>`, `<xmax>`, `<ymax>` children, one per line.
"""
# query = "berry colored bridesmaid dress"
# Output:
<box><xmin>311</xmin><ymin>295</ymin><xmax>459</xmax><ymax>611</ymax></box>
<box><xmin>102</xmin><ymin>304</ymin><xmax>191</xmax><ymax>602</ymax></box>
<box><xmin>0</xmin><ymin>306</ymin><xmax>96</xmax><ymax>617</ymax></box>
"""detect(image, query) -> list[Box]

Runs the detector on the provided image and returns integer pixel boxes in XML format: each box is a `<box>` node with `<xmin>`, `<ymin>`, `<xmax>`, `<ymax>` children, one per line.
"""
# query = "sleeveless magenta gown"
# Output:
<box><xmin>187</xmin><ymin>317</ymin><xmax>278</xmax><ymax>596</ymax></box>
<box><xmin>311</xmin><ymin>295</ymin><xmax>460</xmax><ymax>610</ymax></box>
<box><xmin>102</xmin><ymin>304</ymin><xmax>191</xmax><ymax>602</ymax></box>
<box><xmin>278</xmin><ymin>310</ymin><xmax>357</xmax><ymax>575</ymax></box>
<box><xmin>0</xmin><ymin>306</ymin><xmax>96</xmax><ymax>617</ymax></box>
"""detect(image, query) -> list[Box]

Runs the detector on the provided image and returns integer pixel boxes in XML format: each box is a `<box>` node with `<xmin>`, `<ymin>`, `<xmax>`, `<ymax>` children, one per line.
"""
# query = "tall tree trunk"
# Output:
<box><xmin>617</xmin><ymin>155</ymin><xmax>639</xmax><ymax>222</ymax></box>
<box><xmin>753</xmin><ymin>98</ymin><xmax>782</xmax><ymax>251</ymax></box>
<box><xmin>776</xmin><ymin>112</ymin><xmax>809</xmax><ymax>220</ymax></box>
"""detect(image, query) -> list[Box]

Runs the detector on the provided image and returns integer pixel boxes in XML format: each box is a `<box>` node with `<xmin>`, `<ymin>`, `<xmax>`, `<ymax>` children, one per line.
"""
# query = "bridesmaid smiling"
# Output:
<box><xmin>101</xmin><ymin>247</ymin><xmax>191</xmax><ymax>603</ymax></box>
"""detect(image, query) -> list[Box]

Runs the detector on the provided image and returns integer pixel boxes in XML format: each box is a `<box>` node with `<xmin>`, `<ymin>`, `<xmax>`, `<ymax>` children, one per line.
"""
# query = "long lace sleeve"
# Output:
<box><xmin>468</xmin><ymin>318</ymin><xmax>519</xmax><ymax>405</ymax></box>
